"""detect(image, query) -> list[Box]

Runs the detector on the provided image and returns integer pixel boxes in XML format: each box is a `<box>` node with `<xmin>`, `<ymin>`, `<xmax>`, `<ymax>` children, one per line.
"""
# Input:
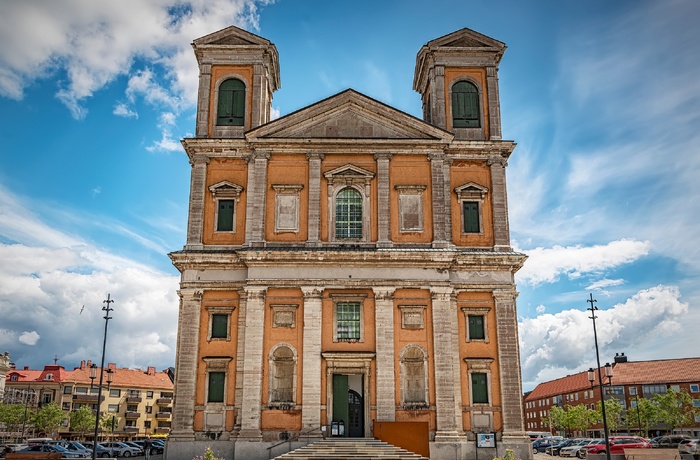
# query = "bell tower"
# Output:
<box><xmin>192</xmin><ymin>26</ymin><xmax>280</xmax><ymax>138</ymax></box>
<box><xmin>413</xmin><ymin>28</ymin><xmax>505</xmax><ymax>141</ymax></box>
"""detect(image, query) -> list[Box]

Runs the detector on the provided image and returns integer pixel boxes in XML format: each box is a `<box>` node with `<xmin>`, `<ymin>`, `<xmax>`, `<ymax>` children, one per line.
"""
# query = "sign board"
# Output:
<box><xmin>477</xmin><ymin>433</ymin><xmax>496</xmax><ymax>448</ymax></box>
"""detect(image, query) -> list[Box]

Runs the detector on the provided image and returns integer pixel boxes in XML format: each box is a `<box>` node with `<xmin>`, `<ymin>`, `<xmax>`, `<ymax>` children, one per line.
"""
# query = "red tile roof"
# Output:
<box><xmin>6</xmin><ymin>365</ymin><xmax>71</xmax><ymax>383</ymax></box>
<box><xmin>525</xmin><ymin>357</ymin><xmax>700</xmax><ymax>401</ymax></box>
<box><xmin>66</xmin><ymin>365</ymin><xmax>173</xmax><ymax>390</ymax></box>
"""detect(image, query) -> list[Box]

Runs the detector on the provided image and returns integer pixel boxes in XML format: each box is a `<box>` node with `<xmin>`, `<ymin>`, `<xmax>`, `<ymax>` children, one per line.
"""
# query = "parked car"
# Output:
<box><xmin>131</xmin><ymin>441</ymin><xmax>163</xmax><ymax>456</ymax></box>
<box><xmin>2</xmin><ymin>444</ymin><xmax>28</xmax><ymax>454</ymax></box>
<box><xmin>122</xmin><ymin>443</ymin><xmax>143</xmax><ymax>456</ymax></box>
<box><xmin>20</xmin><ymin>444</ymin><xmax>89</xmax><ymax>458</ymax></box>
<box><xmin>678</xmin><ymin>439</ymin><xmax>699</xmax><ymax>455</ymax></box>
<box><xmin>533</xmin><ymin>437</ymin><xmax>564</xmax><ymax>454</ymax></box>
<box><xmin>585</xmin><ymin>436</ymin><xmax>652</xmax><ymax>455</ymax></box>
<box><xmin>651</xmin><ymin>435</ymin><xmax>691</xmax><ymax>448</ymax></box>
<box><xmin>546</xmin><ymin>439</ymin><xmax>578</xmax><ymax>456</ymax></box>
<box><xmin>47</xmin><ymin>441</ymin><xmax>93</xmax><ymax>457</ymax></box>
<box><xmin>81</xmin><ymin>442</ymin><xmax>112</xmax><ymax>458</ymax></box>
<box><xmin>101</xmin><ymin>442</ymin><xmax>141</xmax><ymax>458</ymax></box>
<box><xmin>560</xmin><ymin>439</ymin><xmax>596</xmax><ymax>458</ymax></box>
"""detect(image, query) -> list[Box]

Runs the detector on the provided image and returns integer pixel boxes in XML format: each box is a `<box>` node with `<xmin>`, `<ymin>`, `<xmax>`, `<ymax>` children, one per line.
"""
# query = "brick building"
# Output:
<box><xmin>523</xmin><ymin>354</ymin><xmax>700</xmax><ymax>438</ymax></box>
<box><xmin>168</xmin><ymin>25</ymin><xmax>529</xmax><ymax>460</ymax></box>
<box><xmin>3</xmin><ymin>360</ymin><xmax>173</xmax><ymax>440</ymax></box>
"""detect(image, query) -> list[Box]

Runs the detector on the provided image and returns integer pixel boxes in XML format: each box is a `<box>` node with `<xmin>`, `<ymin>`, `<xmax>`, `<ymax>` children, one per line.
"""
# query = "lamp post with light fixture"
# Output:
<box><xmin>91</xmin><ymin>295</ymin><xmax>114</xmax><ymax>460</ymax></box>
<box><xmin>587</xmin><ymin>294</ymin><xmax>612</xmax><ymax>460</ymax></box>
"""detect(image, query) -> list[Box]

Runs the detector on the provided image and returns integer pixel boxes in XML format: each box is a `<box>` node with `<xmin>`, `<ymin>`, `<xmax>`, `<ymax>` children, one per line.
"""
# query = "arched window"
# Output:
<box><xmin>217</xmin><ymin>78</ymin><xmax>245</xmax><ymax>126</ymax></box>
<box><xmin>400</xmin><ymin>345</ymin><xmax>428</xmax><ymax>407</ymax></box>
<box><xmin>451</xmin><ymin>81</ymin><xmax>480</xmax><ymax>128</ymax></box>
<box><xmin>335</xmin><ymin>188</ymin><xmax>363</xmax><ymax>239</ymax></box>
<box><xmin>270</xmin><ymin>345</ymin><xmax>295</xmax><ymax>404</ymax></box>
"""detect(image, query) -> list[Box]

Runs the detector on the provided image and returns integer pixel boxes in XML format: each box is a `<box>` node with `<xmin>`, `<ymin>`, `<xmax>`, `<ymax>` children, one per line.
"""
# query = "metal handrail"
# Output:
<box><xmin>266</xmin><ymin>426</ymin><xmax>324</xmax><ymax>459</ymax></box>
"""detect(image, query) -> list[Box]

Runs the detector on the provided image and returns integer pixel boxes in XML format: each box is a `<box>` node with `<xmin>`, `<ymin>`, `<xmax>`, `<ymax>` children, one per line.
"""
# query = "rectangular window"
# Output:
<box><xmin>216</xmin><ymin>200</ymin><xmax>235</xmax><ymax>232</ymax></box>
<box><xmin>42</xmin><ymin>393</ymin><xmax>52</xmax><ymax>404</ymax></box>
<box><xmin>110</xmin><ymin>389</ymin><xmax>121</xmax><ymax>398</ymax></box>
<box><xmin>90</xmin><ymin>387</ymin><xmax>99</xmax><ymax>395</ymax></box>
<box><xmin>629</xmin><ymin>387</ymin><xmax>637</xmax><ymax>395</ymax></box>
<box><xmin>468</xmin><ymin>315</ymin><xmax>485</xmax><ymax>340</ymax></box>
<box><xmin>208</xmin><ymin>372</ymin><xmax>225</xmax><ymax>403</ymax></box>
<box><xmin>471</xmin><ymin>372</ymin><xmax>489</xmax><ymax>404</ymax></box>
<box><xmin>125</xmin><ymin>420</ymin><xmax>137</xmax><ymax>427</ymax></box>
<box><xmin>691</xmin><ymin>384</ymin><xmax>699</xmax><ymax>393</ymax></box>
<box><xmin>64</xmin><ymin>386</ymin><xmax>72</xmax><ymax>394</ymax></box>
<box><xmin>145</xmin><ymin>405</ymin><xmax>152</xmax><ymax>414</ymax></box>
<box><xmin>336</xmin><ymin>302</ymin><xmax>361</xmax><ymax>341</ymax></box>
<box><xmin>144</xmin><ymin>421</ymin><xmax>151</xmax><ymax>429</ymax></box>
<box><xmin>108</xmin><ymin>404</ymin><xmax>119</xmax><ymax>413</ymax></box>
<box><xmin>211</xmin><ymin>314</ymin><xmax>228</xmax><ymax>339</ymax></box>
<box><xmin>129</xmin><ymin>390</ymin><xmax>141</xmax><ymax>398</ymax></box>
<box><xmin>693</xmin><ymin>399</ymin><xmax>700</xmax><ymax>408</ymax></box>
<box><xmin>463</xmin><ymin>201</ymin><xmax>480</xmax><ymax>233</ymax></box>
<box><xmin>75</xmin><ymin>387</ymin><xmax>88</xmax><ymax>394</ymax></box>
<box><xmin>127</xmin><ymin>405</ymin><xmax>138</xmax><ymax>412</ymax></box>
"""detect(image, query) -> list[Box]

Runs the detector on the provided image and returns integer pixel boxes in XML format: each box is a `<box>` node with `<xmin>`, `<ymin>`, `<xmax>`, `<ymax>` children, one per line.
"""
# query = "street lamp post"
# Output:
<box><xmin>587</xmin><ymin>293</ymin><xmax>612</xmax><ymax>460</ymax></box>
<box><xmin>91</xmin><ymin>294</ymin><xmax>115</xmax><ymax>460</ymax></box>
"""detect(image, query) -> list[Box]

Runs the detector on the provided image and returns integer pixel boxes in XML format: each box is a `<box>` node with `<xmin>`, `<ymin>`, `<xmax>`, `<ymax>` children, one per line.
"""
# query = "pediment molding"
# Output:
<box><xmin>193</xmin><ymin>25</ymin><xmax>273</xmax><ymax>47</ymax></box>
<box><xmin>454</xmin><ymin>182</ymin><xmax>489</xmax><ymax>199</ymax></box>
<box><xmin>323</xmin><ymin>164</ymin><xmax>375</xmax><ymax>184</ymax></box>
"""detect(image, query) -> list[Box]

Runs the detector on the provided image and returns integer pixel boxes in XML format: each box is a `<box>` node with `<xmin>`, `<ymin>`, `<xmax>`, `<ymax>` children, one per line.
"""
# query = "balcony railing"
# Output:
<box><xmin>123</xmin><ymin>427</ymin><xmax>139</xmax><ymax>433</ymax></box>
<box><xmin>154</xmin><ymin>427</ymin><xmax>170</xmax><ymax>434</ymax></box>
<box><xmin>72</xmin><ymin>394</ymin><xmax>103</xmax><ymax>403</ymax></box>
<box><xmin>125</xmin><ymin>396</ymin><xmax>142</xmax><ymax>403</ymax></box>
<box><xmin>155</xmin><ymin>412</ymin><xmax>171</xmax><ymax>420</ymax></box>
<box><xmin>124</xmin><ymin>411</ymin><xmax>140</xmax><ymax>419</ymax></box>
<box><xmin>156</xmin><ymin>397</ymin><xmax>173</xmax><ymax>405</ymax></box>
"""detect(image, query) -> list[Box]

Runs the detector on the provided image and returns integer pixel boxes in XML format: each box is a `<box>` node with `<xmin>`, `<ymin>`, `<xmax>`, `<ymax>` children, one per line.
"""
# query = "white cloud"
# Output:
<box><xmin>516</xmin><ymin>239</ymin><xmax>651</xmax><ymax>286</ymax></box>
<box><xmin>113</xmin><ymin>103</ymin><xmax>138</xmax><ymax>118</ymax></box>
<box><xmin>519</xmin><ymin>285</ymin><xmax>689</xmax><ymax>390</ymax></box>
<box><xmin>587</xmin><ymin>278</ymin><xmax>624</xmax><ymax>291</ymax></box>
<box><xmin>535</xmin><ymin>305</ymin><xmax>546</xmax><ymax>314</ymax></box>
<box><xmin>18</xmin><ymin>331</ymin><xmax>40</xmax><ymax>346</ymax></box>
<box><xmin>270</xmin><ymin>106</ymin><xmax>281</xmax><ymax>120</ymax></box>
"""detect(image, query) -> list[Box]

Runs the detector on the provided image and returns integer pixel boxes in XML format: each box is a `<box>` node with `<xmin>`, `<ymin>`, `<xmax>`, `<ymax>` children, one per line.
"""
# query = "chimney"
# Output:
<box><xmin>147</xmin><ymin>366</ymin><xmax>156</xmax><ymax>376</ymax></box>
<box><xmin>80</xmin><ymin>360</ymin><xmax>85</xmax><ymax>369</ymax></box>
<box><xmin>86</xmin><ymin>360</ymin><xmax>92</xmax><ymax>368</ymax></box>
<box><xmin>614</xmin><ymin>352</ymin><xmax>628</xmax><ymax>364</ymax></box>
<box><xmin>24</xmin><ymin>366</ymin><xmax>29</xmax><ymax>370</ymax></box>
<box><xmin>108</xmin><ymin>363</ymin><xmax>116</xmax><ymax>371</ymax></box>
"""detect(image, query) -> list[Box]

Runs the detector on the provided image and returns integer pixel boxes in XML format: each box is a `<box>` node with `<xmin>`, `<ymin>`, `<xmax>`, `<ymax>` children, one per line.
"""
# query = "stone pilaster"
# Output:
<box><xmin>493</xmin><ymin>290</ymin><xmax>527</xmax><ymax>437</ymax></box>
<box><xmin>301</xmin><ymin>287</ymin><xmax>323</xmax><ymax>431</ymax></box>
<box><xmin>430</xmin><ymin>152</ymin><xmax>448</xmax><ymax>247</ymax></box>
<box><xmin>169</xmin><ymin>289</ymin><xmax>202</xmax><ymax>440</ymax></box>
<box><xmin>185</xmin><ymin>155</ymin><xmax>209</xmax><ymax>250</ymax></box>
<box><xmin>232</xmin><ymin>289</ymin><xmax>248</xmax><ymax>434</ymax></box>
<box><xmin>244</xmin><ymin>152</ymin><xmax>270</xmax><ymax>247</ymax></box>
<box><xmin>486</xmin><ymin>66</ymin><xmax>502</xmax><ymax>140</ymax></box>
<box><xmin>374</xmin><ymin>287</ymin><xmax>396</xmax><ymax>421</ymax></box>
<box><xmin>488</xmin><ymin>155</ymin><xmax>511</xmax><ymax>251</ymax></box>
<box><xmin>431</xmin><ymin>65</ymin><xmax>447</xmax><ymax>130</ymax></box>
<box><xmin>251</xmin><ymin>64</ymin><xmax>264</xmax><ymax>129</ymax></box>
<box><xmin>374</xmin><ymin>153</ymin><xmax>393</xmax><ymax>248</ymax></box>
<box><xmin>306</xmin><ymin>153</ymin><xmax>324</xmax><ymax>246</ymax></box>
<box><xmin>430</xmin><ymin>286</ymin><xmax>460</xmax><ymax>440</ymax></box>
<box><xmin>195</xmin><ymin>64</ymin><xmax>212</xmax><ymax>138</ymax></box>
<box><xmin>238</xmin><ymin>286</ymin><xmax>267</xmax><ymax>439</ymax></box>
<box><xmin>442</xmin><ymin>157</ymin><xmax>453</xmax><ymax>244</ymax></box>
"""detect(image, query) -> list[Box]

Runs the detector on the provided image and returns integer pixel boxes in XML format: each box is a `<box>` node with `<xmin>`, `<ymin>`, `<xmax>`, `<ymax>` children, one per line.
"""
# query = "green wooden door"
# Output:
<box><xmin>332</xmin><ymin>374</ymin><xmax>349</xmax><ymax>436</ymax></box>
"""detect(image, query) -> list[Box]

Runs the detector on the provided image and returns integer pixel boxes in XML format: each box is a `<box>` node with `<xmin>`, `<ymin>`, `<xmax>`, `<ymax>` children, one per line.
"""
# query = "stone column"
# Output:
<box><xmin>430</xmin><ymin>286</ymin><xmax>460</xmax><ymax>440</ymax></box>
<box><xmin>488</xmin><ymin>155</ymin><xmax>511</xmax><ymax>251</ymax></box>
<box><xmin>195</xmin><ymin>64</ymin><xmax>212</xmax><ymax>137</ymax></box>
<box><xmin>374</xmin><ymin>287</ymin><xmax>396</xmax><ymax>421</ymax></box>
<box><xmin>232</xmin><ymin>289</ymin><xmax>248</xmax><ymax>434</ymax></box>
<box><xmin>301</xmin><ymin>287</ymin><xmax>323</xmax><ymax>431</ymax></box>
<box><xmin>250</xmin><ymin>64</ymin><xmax>264</xmax><ymax>129</ymax></box>
<box><xmin>486</xmin><ymin>66</ymin><xmax>502</xmax><ymax>140</ymax></box>
<box><xmin>185</xmin><ymin>155</ymin><xmax>209</xmax><ymax>250</ymax></box>
<box><xmin>442</xmin><ymin>157</ymin><xmax>453</xmax><ymax>244</ymax></box>
<box><xmin>169</xmin><ymin>289</ymin><xmax>202</xmax><ymax>441</ymax></box>
<box><xmin>244</xmin><ymin>152</ymin><xmax>270</xmax><ymax>247</ymax></box>
<box><xmin>306</xmin><ymin>153</ymin><xmax>324</xmax><ymax>246</ymax></box>
<box><xmin>375</xmin><ymin>153</ymin><xmax>393</xmax><ymax>248</ymax></box>
<box><xmin>238</xmin><ymin>286</ymin><xmax>267</xmax><ymax>439</ymax></box>
<box><xmin>430</xmin><ymin>65</ymin><xmax>447</xmax><ymax>130</ymax></box>
<box><xmin>429</xmin><ymin>152</ymin><xmax>448</xmax><ymax>247</ymax></box>
<box><xmin>494</xmin><ymin>289</ymin><xmax>530</xmax><ymax>457</ymax></box>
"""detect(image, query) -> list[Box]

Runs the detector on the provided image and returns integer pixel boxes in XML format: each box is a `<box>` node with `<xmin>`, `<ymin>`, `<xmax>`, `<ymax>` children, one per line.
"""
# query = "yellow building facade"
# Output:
<box><xmin>168</xmin><ymin>26</ymin><xmax>529</xmax><ymax>460</ymax></box>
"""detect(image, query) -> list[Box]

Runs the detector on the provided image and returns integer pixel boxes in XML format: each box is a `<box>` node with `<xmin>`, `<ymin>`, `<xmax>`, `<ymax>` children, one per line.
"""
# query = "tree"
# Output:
<box><xmin>100</xmin><ymin>413</ymin><xmax>120</xmax><ymax>435</ymax></box>
<box><xmin>626</xmin><ymin>397</ymin><xmax>656</xmax><ymax>437</ymax></box>
<box><xmin>651</xmin><ymin>388</ymin><xmax>698</xmax><ymax>432</ymax></box>
<box><xmin>565</xmin><ymin>404</ymin><xmax>599</xmax><ymax>435</ymax></box>
<box><xmin>32</xmin><ymin>402</ymin><xmax>66</xmax><ymax>437</ymax></box>
<box><xmin>0</xmin><ymin>403</ymin><xmax>33</xmax><ymax>437</ymax></box>
<box><xmin>597</xmin><ymin>397</ymin><xmax>624</xmax><ymax>433</ymax></box>
<box><xmin>70</xmin><ymin>406</ymin><xmax>95</xmax><ymax>439</ymax></box>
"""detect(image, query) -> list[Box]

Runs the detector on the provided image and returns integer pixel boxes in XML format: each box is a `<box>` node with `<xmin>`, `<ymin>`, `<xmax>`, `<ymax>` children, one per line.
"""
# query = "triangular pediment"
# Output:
<box><xmin>247</xmin><ymin>89</ymin><xmax>452</xmax><ymax>142</ymax></box>
<box><xmin>455</xmin><ymin>182</ymin><xmax>489</xmax><ymax>199</ymax></box>
<box><xmin>324</xmin><ymin>164</ymin><xmax>375</xmax><ymax>180</ymax></box>
<box><xmin>427</xmin><ymin>28</ymin><xmax>505</xmax><ymax>51</ymax></box>
<box><xmin>193</xmin><ymin>25</ymin><xmax>272</xmax><ymax>47</ymax></box>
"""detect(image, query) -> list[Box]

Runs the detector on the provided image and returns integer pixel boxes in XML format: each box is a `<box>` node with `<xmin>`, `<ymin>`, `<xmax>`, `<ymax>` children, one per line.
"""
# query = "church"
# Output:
<box><xmin>167</xmin><ymin>24</ymin><xmax>529</xmax><ymax>460</ymax></box>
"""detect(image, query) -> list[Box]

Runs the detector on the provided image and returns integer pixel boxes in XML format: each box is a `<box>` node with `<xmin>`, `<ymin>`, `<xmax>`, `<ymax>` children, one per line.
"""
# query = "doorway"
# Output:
<box><xmin>332</xmin><ymin>374</ymin><xmax>364</xmax><ymax>437</ymax></box>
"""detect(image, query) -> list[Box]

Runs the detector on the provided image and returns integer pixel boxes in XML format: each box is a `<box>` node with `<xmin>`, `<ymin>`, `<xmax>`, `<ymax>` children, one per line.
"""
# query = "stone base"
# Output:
<box><xmin>164</xmin><ymin>440</ymin><xmax>233</xmax><ymax>460</ymax></box>
<box><xmin>430</xmin><ymin>440</ymin><xmax>468</xmax><ymax>460</ymax></box>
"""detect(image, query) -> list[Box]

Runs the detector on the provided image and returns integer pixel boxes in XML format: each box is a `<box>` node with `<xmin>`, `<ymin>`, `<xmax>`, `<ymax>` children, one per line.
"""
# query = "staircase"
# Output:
<box><xmin>273</xmin><ymin>438</ymin><xmax>429</xmax><ymax>460</ymax></box>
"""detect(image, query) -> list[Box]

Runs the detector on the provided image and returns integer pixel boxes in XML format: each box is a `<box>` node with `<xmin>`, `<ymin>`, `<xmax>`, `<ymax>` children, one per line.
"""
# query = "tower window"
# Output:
<box><xmin>216</xmin><ymin>199</ymin><xmax>235</xmax><ymax>232</ymax></box>
<box><xmin>207</xmin><ymin>372</ymin><xmax>225</xmax><ymax>403</ymax></box>
<box><xmin>471</xmin><ymin>372</ymin><xmax>489</xmax><ymax>404</ymax></box>
<box><xmin>452</xmin><ymin>81</ymin><xmax>480</xmax><ymax>128</ymax></box>
<box><xmin>217</xmin><ymin>78</ymin><xmax>245</xmax><ymax>126</ymax></box>
<box><xmin>335</xmin><ymin>188</ymin><xmax>363</xmax><ymax>239</ymax></box>
<box><xmin>463</xmin><ymin>201</ymin><xmax>480</xmax><ymax>233</ymax></box>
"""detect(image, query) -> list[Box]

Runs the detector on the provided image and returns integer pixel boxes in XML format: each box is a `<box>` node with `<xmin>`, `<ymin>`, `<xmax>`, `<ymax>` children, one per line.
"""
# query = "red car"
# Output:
<box><xmin>585</xmin><ymin>436</ymin><xmax>652</xmax><ymax>455</ymax></box>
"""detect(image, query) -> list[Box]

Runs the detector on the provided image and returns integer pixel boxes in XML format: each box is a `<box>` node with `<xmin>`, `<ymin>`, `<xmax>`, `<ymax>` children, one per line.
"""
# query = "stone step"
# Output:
<box><xmin>274</xmin><ymin>438</ymin><xmax>428</xmax><ymax>460</ymax></box>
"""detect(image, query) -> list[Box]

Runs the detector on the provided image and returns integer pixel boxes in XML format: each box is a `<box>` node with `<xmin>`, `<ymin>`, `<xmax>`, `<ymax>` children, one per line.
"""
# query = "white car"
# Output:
<box><xmin>679</xmin><ymin>439</ymin><xmax>699</xmax><ymax>455</ymax></box>
<box><xmin>560</xmin><ymin>439</ymin><xmax>596</xmax><ymax>458</ymax></box>
<box><xmin>100</xmin><ymin>442</ymin><xmax>141</xmax><ymax>458</ymax></box>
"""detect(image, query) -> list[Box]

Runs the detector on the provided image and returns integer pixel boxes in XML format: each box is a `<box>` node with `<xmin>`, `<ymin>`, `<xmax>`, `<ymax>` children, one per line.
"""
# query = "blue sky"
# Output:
<box><xmin>0</xmin><ymin>0</ymin><xmax>698</xmax><ymax>392</ymax></box>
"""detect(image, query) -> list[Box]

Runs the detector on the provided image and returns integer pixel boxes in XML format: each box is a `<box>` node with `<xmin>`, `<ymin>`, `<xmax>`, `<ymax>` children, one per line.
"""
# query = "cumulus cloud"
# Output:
<box><xmin>516</xmin><ymin>239</ymin><xmax>651</xmax><ymax>286</ymax></box>
<box><xmin>587</xmin><ymin>278</ymin><xmax>624</xmax><ymax>291</ymax></box>
<box><xmin>18</xmin><ymin>331</ymin><xmax>40</xmax><ymax>346</ymax></box>
<box><xmin>113</xmin><ymin>103</ymin><xmax>138</xmax><ymax>118</ymax></box>
<box><xmin>519</xmin><ymin>285</ymin><xmax>689</xmax><ymax>390</ymax></box>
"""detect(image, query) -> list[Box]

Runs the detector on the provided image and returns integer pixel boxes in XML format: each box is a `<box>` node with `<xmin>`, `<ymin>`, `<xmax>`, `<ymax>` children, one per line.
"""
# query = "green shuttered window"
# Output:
<box><xmin>208</xmin><ymin>372</ymin><xmax>225</xmax><ymax>403</ymax></box>
<box><xmin>468</xmin><ymin>315</ymin><xmax>485</xmax><ymax>340</ymax></box>
<box><xmin>211</xmin><ymin>314</ymin><xmax>228</xmax><ymax>339</ymax></box>
<box><xmin>472</xmin><ymin>372</ymin><xmax>489</xmax><ymax>404</ymax></box>
<box><xmin>452</xmin><ymin>81</ymin><xmax>480</xmax><ymax>128</ymax></box>
<box><xmin>217</xmin><ymin>78</ymin><xmax>245</xmax><ymax>126</ymax></box>
<box><xmin>463</xmin><ymin>201</ymin><xmax>480</xmax><ymax>233</ymax></box>
<box><xmin>217</xmin><ymin>199</ymin><xmax>234</xmax><ymax>232</ymax></box>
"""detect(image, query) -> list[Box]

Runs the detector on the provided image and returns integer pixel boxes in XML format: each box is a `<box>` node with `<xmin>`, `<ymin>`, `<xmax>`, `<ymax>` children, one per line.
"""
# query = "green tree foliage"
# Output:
<box><xmin>597</xmin><ymin>397</ymin><xmax>624</xmax><ymax>432</ymax></box>
<box><xmin>651</xmin><ymin>388</ymin><xmax>698</xmax><ymax>431</ymax></box>
<box><xmin>626</xmin><ymin>397</ymin><xmax>656</xmax><ymax>437</ymax></box>
<box><xmin>0</xmin><ymin>403</ymin><xmax>32</xmax><ymax>436</ymax></box>
<box><xmin>70</xmin><ymin>406</ymin><xmax>95</xmax><ymax>438</ymax></box>
<box><xmin>544</xmin><ymin>404</ymin><xmax>598</xmax><ymax>436</ymax></box>
<box><xmin>100</xmin><ymin>414</ymin><xmax>120</xmax><ymax>433</ymax></box>
<box><xmin>31</xmin><ymin>402</ymin><xmax>66</xmax><ymax>437</ymax></box>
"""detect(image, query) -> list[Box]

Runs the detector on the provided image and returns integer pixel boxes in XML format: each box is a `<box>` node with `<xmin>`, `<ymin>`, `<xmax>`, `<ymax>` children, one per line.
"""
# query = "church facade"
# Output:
<box><xmin>167</xmin><ymin>25</ymin><xmax>529</xmax><ymax>460</ymax></box>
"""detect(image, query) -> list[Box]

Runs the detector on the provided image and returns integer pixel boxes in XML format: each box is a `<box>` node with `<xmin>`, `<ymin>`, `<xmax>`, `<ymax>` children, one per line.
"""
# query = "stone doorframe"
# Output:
<box><xmin>322</xmin><ymin>352</ymin><xmax>375</xmax><ymax>438</ymax></box>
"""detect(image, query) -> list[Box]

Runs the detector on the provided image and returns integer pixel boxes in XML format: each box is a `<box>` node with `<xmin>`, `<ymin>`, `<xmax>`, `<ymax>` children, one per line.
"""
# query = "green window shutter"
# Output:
<box><xmin>463</xmin><ymin>201</ymin><xmax>480</xmax><ymax>233</ymax></box>
<box><xmin>472</xmin><ymin>372</ymin><xmax>488</xmax><ymax>404</ymax></box>
<box><xmin>208</xmin><ymin>372</ymin><xmax>225</xmax><ymax>403</ymax></box>
<box><xmin>468</xmin><ymin>315</ymin><xmax>485</xmax><ymax>340</ymax></box>
<box><xmin>335</xmin><ymin>188</ymin><xmax>363</xmax><ymax>239</ymax></box>
<box><xmin>452</xmin><ymin>81</ymin><xmax>480</xmax><ymax>128</ymax></box>
<box><xmin>217</xmin><ymin>200</ymin><xmax>234</xmax><ymax>231</ymax></box>
<box><xmin>217</xmin><ymin>79</ymin><xmax>245</xmax><ymax>126</ymax></box>
<box><xmin>211</xmin><ymin>314</ymin><xmax>228</xmax><ymax>339</ymax></box>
